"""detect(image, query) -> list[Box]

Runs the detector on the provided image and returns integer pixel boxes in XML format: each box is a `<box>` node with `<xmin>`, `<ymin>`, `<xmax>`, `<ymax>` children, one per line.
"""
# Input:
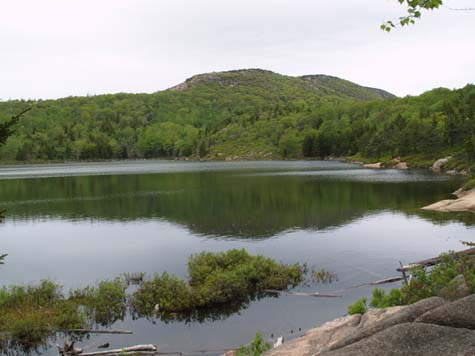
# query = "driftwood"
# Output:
<box><xmin>79</xmin><ymin>345</ymin><xmax>157</xmax><ymax>356</ymax></box>
<box><xmin>66</xmin><ymin>329</ymin><xmax>133</xmax><ymax>335</ymax></box>
<box><xmin>83</xmin><ymin>353</ymin><xmax>159</xmax><ymax>356</ymax></box>
<box><xmin>397</xmin><ymin>248</ymin><xmax>475</xmax><ymax>272</ymax></box>
<box><xmin>265</xmin><ymin>289</ymin><xmax>342</xmax><ymax>298</ymax></box>
<box><xmin>58</xmin><ymin>341</ymin><xmax>82</xmax><ymax>355</ymax></box>
<box><xmin>345</xmin><ymin>277</ymin><xmax>404</xmax><ymax>290</ymax></box>
<box><xmin>85</xmin><ymin>353</ymin><xmax>158</xmax><ymax>356</ymax></box>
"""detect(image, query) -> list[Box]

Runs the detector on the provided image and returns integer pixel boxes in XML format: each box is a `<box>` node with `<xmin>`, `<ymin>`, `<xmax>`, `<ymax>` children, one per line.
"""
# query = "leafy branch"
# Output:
<box><xmin>0</xmin><ymin>107</ymin><xmax>32</xmax><ymax>145</ymax></box>
<box><xmin>382</xmin><ymin>0</ymin><xmax>444</xmax><ymax>32</ymax></box>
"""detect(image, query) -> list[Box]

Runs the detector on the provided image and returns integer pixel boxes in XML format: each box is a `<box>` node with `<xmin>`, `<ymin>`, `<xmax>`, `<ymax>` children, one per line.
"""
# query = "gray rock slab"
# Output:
<box><xmin>318</xmin><ymin>297</ymin><xmax>445</xmax><ymax>354</ymax></box>
<box><xmin>319</xmin><ymin>322</ymin><xmax>475</xmax><ymax>356</ymax></box>
<box><xmin>416</xmin><ymin>294</ymin><xmax>475</xmax><ymax>329</ymax></box>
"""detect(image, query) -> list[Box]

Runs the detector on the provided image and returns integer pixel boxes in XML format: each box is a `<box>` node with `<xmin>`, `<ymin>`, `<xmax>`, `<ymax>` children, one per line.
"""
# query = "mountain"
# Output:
<box><xmin>168</xmin><ymin>69</ymin><xmax>395</xmax><ymax>101</ymax></box>
<box><xmin>0</xmin><ymin>69</ymin><xmax>473</xmax><ymax>168</ymax></box>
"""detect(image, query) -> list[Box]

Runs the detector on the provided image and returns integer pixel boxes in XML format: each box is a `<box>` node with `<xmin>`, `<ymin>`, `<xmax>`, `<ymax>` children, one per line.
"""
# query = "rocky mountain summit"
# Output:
<box><xmin>168</xmin><ymin>69</ymin><xmax>396</xmax><ymax>102</ymax></box>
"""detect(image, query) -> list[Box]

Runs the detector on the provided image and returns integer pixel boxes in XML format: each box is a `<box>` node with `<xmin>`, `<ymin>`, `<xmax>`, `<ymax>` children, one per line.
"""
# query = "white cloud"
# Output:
<box><xmin>0</xmin><ymin>0</ymin><xmax>474</xmax><ymax>99</ymax></box>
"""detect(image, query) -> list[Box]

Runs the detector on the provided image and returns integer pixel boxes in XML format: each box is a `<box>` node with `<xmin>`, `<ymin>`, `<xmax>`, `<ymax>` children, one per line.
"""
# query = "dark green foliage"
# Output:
<box><xmin>0</xmin><ymin>70</ymin><xmax>394</xmax><ymax>162</ymax></box>
<box><xmin>370</xmin><ymin>288</ymin><xmax>405</xmax><ymax>308</ymax></box>
<box><xmin>347</xmin><ymin>297</ymin><xmax>368</xmax><ymax>315</ymax></box>
<box><xmin>0</xmin><ymin>280</ymin><xmax>60</xmax><ymax>310</ymax></box>
<box><xmin>0</xmin><ymin>280</ymin><xmax>83</xmax><ymax>349</ymax></box>
<box><xmin>402</xmin><ymin>253</ymin><xmax>475</xmax><ymax>304</ymax></box>
<box><xmin>0</xmin><ymin>279</ymin><xmax>125</xmax><ymax>348</ymax></box>
<box><xmin>463</xmin><ymin>176</ymin><xmax>475</xmax><ymax>191</ymax></box>
<box><xmin>131</xmin><ymin>249</ymin><xmax>304</xmax><ymax>315</ymax></box>
<box><xmin>70</xmin><ymin>279</ymin><xmax>127</xmax><ymax>326</ymax></box>
<box><xmin>0</xmin><ymin>108</ymin><xmax>31</xmax><ymax>146</ymax></box>
<box><xmin>130</xmin><ymin>272</ymin><xmax>194</xmax><ymax>313</ymax></box>
<box><xmin>0</xmin><ymin>250</ymin><xmax>302</xmax><ymax>350</ymax></box>
<box><xmin>1</xmin><ymin>71</ymin><xmax>473</xmax><ymax>169</ymax></box>
<box><xmin>236</xmin><ymin>332</ymin><xmax>271</xmax><ymax>356</ymax></box>
<box><xmin>367</xmin><ymin>252</ymin><xmax>475</xmax><ymax>310</ymax></box>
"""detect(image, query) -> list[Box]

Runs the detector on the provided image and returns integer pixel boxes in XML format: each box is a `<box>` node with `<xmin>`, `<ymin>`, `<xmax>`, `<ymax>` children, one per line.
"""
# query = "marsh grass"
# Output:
<box><xmin>312</xmin><ymin>268</ymin><xmax>338</xmax><ymax>284</ymax></box>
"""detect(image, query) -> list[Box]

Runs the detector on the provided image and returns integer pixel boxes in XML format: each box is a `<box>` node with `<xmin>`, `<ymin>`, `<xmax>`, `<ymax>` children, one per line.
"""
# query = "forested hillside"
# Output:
<box><xmin>0</xmin><ymin>69</ymin><xmax>474</xmax><ymax>168</ymax></box>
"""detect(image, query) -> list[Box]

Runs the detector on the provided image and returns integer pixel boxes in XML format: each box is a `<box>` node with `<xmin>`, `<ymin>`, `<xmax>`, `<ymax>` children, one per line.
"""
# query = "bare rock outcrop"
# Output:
<box><xmin>394</xmin><ymin>162</ymin><xmax>408</xmax><ymax>170</ymax></box>
<box><xmin>363</xmin><ymin>162</ymin><xmax>382</xmax><ymax>169</ymax></box>
<box><xmin>318</xmin><ymin>297</ymin><xmax>445</xmax><ymax>354</ymax></box>
<box><xmin>320</xmin><ymin>322</ymin><xmax>475</xmax><ymax>356</ymax></box>
<box><xmin>421</xmin><ymin>189</ymin><xmax>475</xmax><ymax>213</ymax></box>
<box><xmin>226</xmin><ymin>294</ymin><xmax>475</xmax><ymax>356</ymax></box>
<box><xmin>431</xmin><ymin>157</ymin><xmax>451</xmax><ymax>172</ymax></box>
<box><xmin>416</xmin><ymin>294</ymin><xmax>475</xmax><ymax>329</ymax></box>
<box><xmin>262</xmin><ymin>306</ymin><xmax>405</xmax><ymax>356</ymax></box>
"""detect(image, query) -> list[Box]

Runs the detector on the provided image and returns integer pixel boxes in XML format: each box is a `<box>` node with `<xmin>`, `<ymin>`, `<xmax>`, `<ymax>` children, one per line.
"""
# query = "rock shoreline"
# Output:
<box><xmin>422</xmin><ymin>189</ymin><xmax>475</xmax><ymax>213</ymax></box>
<box><xmin>224</xmin><ymin>294</ymin><xmax>475</xmax><ymax>356</ymax></box>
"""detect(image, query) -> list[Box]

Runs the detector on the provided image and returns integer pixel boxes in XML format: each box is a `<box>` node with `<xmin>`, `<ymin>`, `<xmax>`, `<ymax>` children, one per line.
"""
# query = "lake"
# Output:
<box><xmin>1</xmin><ymin>160</ymin><xmax>474</xmax><ymax>355</ymax></box>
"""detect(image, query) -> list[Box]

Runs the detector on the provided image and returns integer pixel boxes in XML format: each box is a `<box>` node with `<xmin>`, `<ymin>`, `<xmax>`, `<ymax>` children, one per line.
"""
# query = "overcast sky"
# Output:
<box><xmin>1</xmin><ymin>0</ymin><xmax>474</xmax><ymax>99</ymax></box>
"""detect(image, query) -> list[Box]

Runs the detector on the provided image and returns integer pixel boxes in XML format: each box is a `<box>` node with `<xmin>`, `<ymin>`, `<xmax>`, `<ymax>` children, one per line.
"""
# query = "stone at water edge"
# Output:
<box><xmin>320</xmin><ymin>322</ymin><xmax>475</xmax><ymax>356</ymax></box>
<box><xmin>261</xmin><ymin>306</ymin><xmax>405</xmax><ymax>356</ymax></box>
<box><xmin>318</xmin><ymin>297</ymin><xmax>445</xmax><ymax>354</ymax></box>
<box><xmin>394</xmin><ymin>162</ymin><xmax>408</xmax><ymax>170</ymax></box>
<box><xmin>421</xmin><ymin>189</ymin><xmax>475</xmax><ymax>213</ymax></box>
<box><xmin>431</xmin><ymin>157</ymin><xmax>451</xmax><ymax>172</ymax></box>
<box><xmin>416</xmin><ymin>294</ymin><xmax>475</xmax><ymax>330</ymax></box>
<box><xmin>363</xmin><ymin>162</ymin><xmax>382</xmax><ymax>169</ymax></box>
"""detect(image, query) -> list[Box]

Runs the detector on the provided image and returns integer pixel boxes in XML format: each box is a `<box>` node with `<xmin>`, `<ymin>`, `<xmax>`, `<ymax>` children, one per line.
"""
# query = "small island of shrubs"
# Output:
<box><xmin>131</xmin><ymin>249</ymin><xmax>305</xmax><ymax>314</ymax></box>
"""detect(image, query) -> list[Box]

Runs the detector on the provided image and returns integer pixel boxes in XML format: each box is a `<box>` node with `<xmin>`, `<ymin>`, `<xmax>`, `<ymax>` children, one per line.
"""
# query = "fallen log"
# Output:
<box><xmin>397</xmin><ymin>247</ymin><xmax>475</xmax><ymax>272</ymax></box>
<box><xmin>65</xmin><ymin>329</ymin><xmax>133</xmax><ymax>335</ymax></box>
<box><xmin>265</xmin><ymin>290</ymin><xmax>342</xmax><ymax>298</ymax></box>
<box><xmin>79</xmin><ymin>344</ymin><xmax>157</xmax><ymax>356</ymax></box>
<box><xmin>345</xmin><ymin>277</ymin><xmax>404</xmax><ymax>290</ymax></box>
<box><xmin>86</xmin><ymin>353</ymin><xmax>158</xmax><ymax>356</ymax></box>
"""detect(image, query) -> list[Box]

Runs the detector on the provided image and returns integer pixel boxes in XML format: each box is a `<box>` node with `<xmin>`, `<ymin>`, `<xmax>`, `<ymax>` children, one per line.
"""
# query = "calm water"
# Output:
<box><xmin>1</xmin><ymin>160</ymin><xmax>474</xmax><ymax>355</ymax></box>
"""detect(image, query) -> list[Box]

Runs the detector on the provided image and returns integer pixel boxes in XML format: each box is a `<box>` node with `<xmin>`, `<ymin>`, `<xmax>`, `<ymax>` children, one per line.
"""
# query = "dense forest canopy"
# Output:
<box><xmin>0</xmin><ymin>69</ymin><xmax>473</xmax><ymax>166</ymax></box>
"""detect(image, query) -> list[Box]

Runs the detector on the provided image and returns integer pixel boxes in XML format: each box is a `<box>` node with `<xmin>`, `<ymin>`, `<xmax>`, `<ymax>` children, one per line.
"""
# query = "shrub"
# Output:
<box><xmin>131</xmin><ymin>249</ymin><xmax>304</xmax><ymax>315</ymax></box>
<box><xmin>370</xmin><ymin>288</ymin><xmax>404</xmax><ymax>308</ymax></box>
<box><xmin>347</xmin><ymin>297</ymin><xmax>367</xmax><ymax>315</ymax></box>
<box><xmin>369</xmin><ymin>252</ymin><xmax>475</xmax><ymax>308</ymax></box>
<box><xmin>463</xmin><ymin>176</ymin><xmax>475</xmax><ymax>191</ymax></box>
<box><xmin>71</xmin><ymin>278</ymin><xmax>127</xmax><ymax>325</ymax></box>
<box><xmin>236</xmin><ymin>332</ymin><xmax>271</xmax><ymax>356</ymax></box>
<box><xmin>0</xmin><ymin>279</ymin><xmax>62</xmax><ymax>310</ymax></box>
<box><xmin>130</xmin><ymin>272</ymin><xmax>193</xmax><ymax>314</ymax></box>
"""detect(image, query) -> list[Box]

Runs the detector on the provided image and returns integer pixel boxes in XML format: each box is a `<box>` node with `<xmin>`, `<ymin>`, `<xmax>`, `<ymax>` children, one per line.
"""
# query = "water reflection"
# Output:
<box><xmin>0</xmin><ymin>163</ymin><xmax>471</xmax><ymax>238</ymax></box>
<box><xmin>1</xmin><ymin>161</ymin><xmax>474</xmax><ymax>356</ymax></box>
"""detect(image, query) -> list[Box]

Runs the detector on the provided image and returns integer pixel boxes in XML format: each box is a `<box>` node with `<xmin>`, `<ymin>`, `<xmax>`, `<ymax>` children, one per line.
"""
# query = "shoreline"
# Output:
<box><xmin>422</xmin><ymin>188</ymin><xmax>475</xmax><ymax>213</ymax></box>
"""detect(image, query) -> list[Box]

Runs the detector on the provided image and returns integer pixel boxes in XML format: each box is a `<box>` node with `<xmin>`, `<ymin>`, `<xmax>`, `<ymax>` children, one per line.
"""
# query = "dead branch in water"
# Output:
<box><xmin>397</xmin><ymin>248</ymin><xmax>475</xmax><ymax>273</ymax></box>
<box><xmin>77</xmin><ymin>345</ymin><xmax>157</xmax><ymax>356</ymax></box>
<box><xmin>65</xmin><ymin>329</ymin><xmax>133</xmax><ymax>335</ymax></box>
<box><xmin>345</xmin><ymin>277</ymin><xmax>404</xmax><ymax>290</ymax></box>
<box><xmin>265</xmin><ymin>289</ymin><xmax>342</xmax><ymax>298</ymax></box>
